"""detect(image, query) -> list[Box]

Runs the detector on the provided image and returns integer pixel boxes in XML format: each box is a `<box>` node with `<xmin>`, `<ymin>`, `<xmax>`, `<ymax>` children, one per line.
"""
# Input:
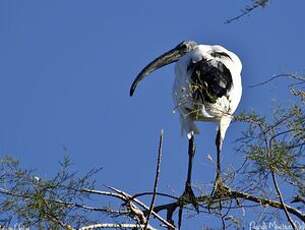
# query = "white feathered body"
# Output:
<box><xmin>172</xmin><ymin>45</ymin><xmax>242</xmax><ymax>137</ymax></box>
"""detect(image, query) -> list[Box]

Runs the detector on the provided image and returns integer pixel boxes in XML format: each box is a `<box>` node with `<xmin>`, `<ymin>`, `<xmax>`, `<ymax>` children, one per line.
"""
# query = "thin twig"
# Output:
<box><xmin>271</xmin><ymin>171</ymin><xmax>297</xmax><ymax>230</ymax></box>
<box><xmin>231</xmin><ymin>189</ymin><xmax>305</xmax><ymax>222</ymax></box>
<box><xmin>105</xmin><ymin>185</ymin><xmax>176</xmax><ymax>229</ymax></box>
<box><xmin>38</xmin><ymin>194</ymin><xmax>73</xmax><ymax>230</ymax></box>
<box><xmin>144</xmin><ymin>130</ymin><xmax>164</xmax><ymax>230</ymax></box>
<box><xmin>80</xmin><ymin>188</ymin><xmax>127</xmax><ymax>201</ymax></box>
<box><xmin>225</xmin><ymin>0</ymin><xmax>269</xmax><ymax>24</ymax></box>
<box><xmin>79</xmin><ymin>223</ymin><xmax>156</xmax><ymax>230</ymax></box>
<box><xmin>131</xmin><ymin>192</ymin><xmax>178</xmax><ymax>201</ymax></box>
<box><xmin>292</xmin><ymin>195</ymin><xmax>305</xmax><ymax>205</ymax></box>
<box><xmin>249</xmin><ymin>73</ymin><xmax>305</xmax><ymax>88</ymax></box>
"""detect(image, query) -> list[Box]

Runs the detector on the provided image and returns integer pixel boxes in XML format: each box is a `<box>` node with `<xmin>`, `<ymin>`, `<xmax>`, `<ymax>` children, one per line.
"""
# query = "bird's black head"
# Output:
<box><xmin>176</xmin><ymin>40</ymin><xmax>198</xmax><ymax>55</ymax></box>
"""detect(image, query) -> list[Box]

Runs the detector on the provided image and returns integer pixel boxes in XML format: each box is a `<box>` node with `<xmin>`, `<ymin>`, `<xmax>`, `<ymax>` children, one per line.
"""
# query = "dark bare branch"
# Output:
<box><xmin>249</xmin><ymin>73</ymin><xmax>305</xmax><ymax>88</ymax></box>
<box><xmin>271</xmin><ymin>172</ymin><xmax>297</xmax><ymax>229</ymax></box>
<box><xmin>145</xmin><ymin>130</ymin><xmax>164</xmax><ymax>230</ymax></box>
<box><xmin>79</xmin><ymin>223</ymin><xmax>156</xmax><ymax>230</ymax></box>
<box><xmin>225</xmin><ymin>0</ymin><xmax>269</xmax><ymax>24</ymax></box>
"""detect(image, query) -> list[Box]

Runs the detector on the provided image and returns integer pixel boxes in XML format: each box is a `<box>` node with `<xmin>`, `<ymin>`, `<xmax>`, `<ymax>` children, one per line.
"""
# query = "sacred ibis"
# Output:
<box><xmin>130</xmin><ymin>40</ymin><xmax>242</xmax><ymax>208</ymax></box>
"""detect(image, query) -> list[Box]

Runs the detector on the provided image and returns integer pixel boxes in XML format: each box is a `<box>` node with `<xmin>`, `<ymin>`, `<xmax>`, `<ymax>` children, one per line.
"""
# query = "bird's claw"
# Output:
<box><xmin>210</xmin><ymin>175</ymin><xmax>224</xmax><ymax>198</ymax></box>
<box><xmin>179</xmin><ymin>184</ymin><xmax>199</xmax><ymax>213</ymax></box>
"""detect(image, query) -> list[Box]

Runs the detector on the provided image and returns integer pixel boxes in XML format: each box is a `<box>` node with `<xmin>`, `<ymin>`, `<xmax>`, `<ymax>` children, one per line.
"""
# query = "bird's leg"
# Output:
<box><xmin>178</xmin><ymin>132</ymin><xmax>199</xmax><ymax>229</ymax></box>
<box><xmin>211</xmin><ymin>129</ymin><xmax>224</xmax><ymax>197</ymax></box>
<box><xmin>179</xmin><ymin>133</ymin><xmax>199</xmax><ymax>212</ymax></box>
<box><xmin>216</xmin><ymin>129</ymin><xmax>222</xmax><ymax>185</ymax></box>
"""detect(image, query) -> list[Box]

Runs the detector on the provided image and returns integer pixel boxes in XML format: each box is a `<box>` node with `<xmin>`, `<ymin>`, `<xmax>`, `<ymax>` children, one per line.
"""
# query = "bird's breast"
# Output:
<box><xmin>173</xmin><ymin>53</ymin><xmax>240</xmax><ymax>121</ymax></box>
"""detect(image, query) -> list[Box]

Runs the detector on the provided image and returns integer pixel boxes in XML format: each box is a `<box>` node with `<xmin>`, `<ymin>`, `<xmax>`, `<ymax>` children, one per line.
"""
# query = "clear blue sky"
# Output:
<box><xmin>1</xmin><ymin>0</ymin><xmax>305</xmax><ymax>228</ymax></box>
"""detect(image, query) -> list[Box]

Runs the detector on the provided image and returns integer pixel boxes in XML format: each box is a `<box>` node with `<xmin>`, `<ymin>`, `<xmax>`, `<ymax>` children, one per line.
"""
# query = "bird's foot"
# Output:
<box><xmin>179</xmin><ymin>183</ymin><xmax>199</xmax><ymax>213</ymax></box>
<box><xmin>208</xmin><ymin>175</ymin><xmax>230</xmax><ymax>211</ymax></box>
<box><xmin>208</xmin><ymin>176</ymin><xmax>223</xmax><ymax>212</ymax></box>
<box><xmin>210</xmin><ymin>174</ymin><xmax>226</xmax><ymax>198</ymax></box>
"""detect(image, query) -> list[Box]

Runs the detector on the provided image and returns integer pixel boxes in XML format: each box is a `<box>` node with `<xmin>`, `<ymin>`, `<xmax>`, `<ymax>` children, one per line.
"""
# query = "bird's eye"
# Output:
<box><xmin>179</xmin><ymin>42</ymin><xmax>188</xmax><ymax>50</ymax></box>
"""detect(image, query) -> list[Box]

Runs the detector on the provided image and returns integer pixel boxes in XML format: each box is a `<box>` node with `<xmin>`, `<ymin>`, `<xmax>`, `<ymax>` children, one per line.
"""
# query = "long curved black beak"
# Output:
<box><xmin>129</xmin><ymin>40</ymin><xmax>197</xmax><ymax>96</ymax></box>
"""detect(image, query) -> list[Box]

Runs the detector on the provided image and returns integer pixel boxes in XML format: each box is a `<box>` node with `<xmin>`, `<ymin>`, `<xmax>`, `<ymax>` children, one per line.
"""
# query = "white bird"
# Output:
<box><xmin>130</xmin><ymin>40</ymin><xmax>242</xmax><ymax>208</ymax></box>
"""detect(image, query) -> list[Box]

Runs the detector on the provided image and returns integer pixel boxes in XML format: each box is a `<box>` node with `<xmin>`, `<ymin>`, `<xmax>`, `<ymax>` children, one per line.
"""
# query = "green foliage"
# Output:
<box><xmin>0</xmin><ymin>155</ymin><xmax>102</xmax><ymax>229</ymax></box>
<box><xmin>234</xmin><ymin>84</ymin><xmax>305</xmax><ymax>197</ymax></box>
